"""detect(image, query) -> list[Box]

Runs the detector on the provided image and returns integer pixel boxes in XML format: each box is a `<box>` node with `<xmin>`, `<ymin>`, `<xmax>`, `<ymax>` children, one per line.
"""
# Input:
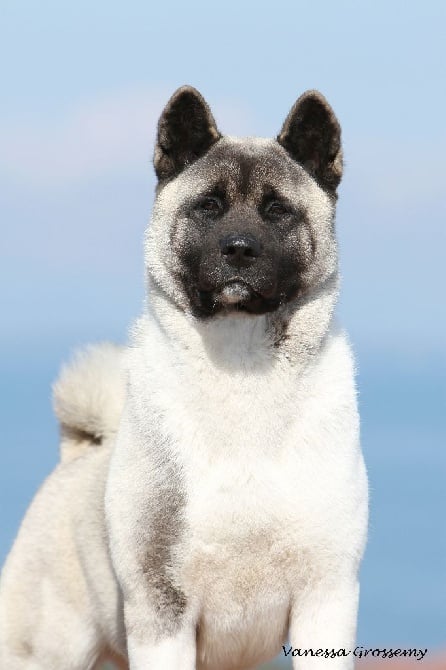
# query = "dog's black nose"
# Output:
<box><xmin>219</xmin><ymin>234</ymin><xmax>261</xmax><ymax>266</ymax></box>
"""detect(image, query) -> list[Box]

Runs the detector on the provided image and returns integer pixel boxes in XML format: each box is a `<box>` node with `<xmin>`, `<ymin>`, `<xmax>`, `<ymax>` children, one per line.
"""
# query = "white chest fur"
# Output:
<box><xmin>121</xmin><ymin>312</ymin><xmax>367</xmax><ymax>669</ymax></box>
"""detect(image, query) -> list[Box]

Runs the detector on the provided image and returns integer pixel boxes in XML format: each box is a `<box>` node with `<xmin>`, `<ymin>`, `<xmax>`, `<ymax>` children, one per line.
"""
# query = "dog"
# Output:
<box><xmin>0</xmin><ymin>86</ymin><xmax>368</xmax><ymax>670</ymax></box>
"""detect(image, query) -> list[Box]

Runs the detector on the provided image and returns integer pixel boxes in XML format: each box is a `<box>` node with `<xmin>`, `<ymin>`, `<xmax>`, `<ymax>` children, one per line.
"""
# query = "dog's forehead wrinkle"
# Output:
<box><xmin>195</xmin><ymin>140</ymin><xmax>308</xmax><ymax>204</ymax></box>
<box><xmin>155</xmin><ymin>135</ymin><xmax>324</xmax><ymax>212</ymax></box>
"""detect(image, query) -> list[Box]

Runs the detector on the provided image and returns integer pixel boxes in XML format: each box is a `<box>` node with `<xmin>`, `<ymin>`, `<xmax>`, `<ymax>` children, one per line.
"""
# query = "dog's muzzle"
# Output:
<box><xmin>189</xmin><ymin>230</ymin><xmax>283</xmax><ymax>317</ymax></box>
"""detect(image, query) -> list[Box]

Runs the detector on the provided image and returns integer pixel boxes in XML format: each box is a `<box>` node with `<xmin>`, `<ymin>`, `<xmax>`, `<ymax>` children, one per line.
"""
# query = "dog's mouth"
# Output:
<box><xmin>195</xmin><ymin>279</ymin><xmax>282</xmax><ymax>317</ymax></box>
<box><xmin>218</xmin><ymin>279</ymin><xmax>253</xmax><ymax>306</ymax></box>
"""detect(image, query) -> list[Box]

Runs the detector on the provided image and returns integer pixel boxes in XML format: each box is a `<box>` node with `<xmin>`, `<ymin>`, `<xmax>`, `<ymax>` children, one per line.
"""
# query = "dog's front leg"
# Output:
<box><xmin>288</xmin><ymin>578</ymin><xmax>359</xmax><ymax>670</ymax></box>
<box><xmin>106</xmin><ymin>414</ymin><xmax>196</xmax><ymax>670</ymax></box>
<box><xmin>123</xmin><ymin>575</ymin><xmax>196</xmax><ymax>670</ymax></box>
<box><xmin>126</xmin><ymin>622</ymin><xmax>196</xmax><ymax>669</ymax></box>
<box><xmin>107</xmin><ymin>490</ymin><xmax>197</xmax><ymax>670</ymax></box>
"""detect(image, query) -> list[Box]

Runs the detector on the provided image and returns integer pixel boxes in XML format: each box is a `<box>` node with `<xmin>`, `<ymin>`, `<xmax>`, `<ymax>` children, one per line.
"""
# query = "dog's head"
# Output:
<box><xmin>146</xmin><ymin>87</ymin><xmax>342</xmax><ymax>319</ymax></box>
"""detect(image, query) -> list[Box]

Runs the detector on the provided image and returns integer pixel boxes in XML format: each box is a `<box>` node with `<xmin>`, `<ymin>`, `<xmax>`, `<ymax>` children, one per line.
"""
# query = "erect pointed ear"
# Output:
<box><xmin>277</xmin><ymin>90</ymin><xmax>343</xmax><ymax>193</ymax></box>
<box><xmin>154</xmin><ymin>86</ymin><xmax>221</xmax><ymax>182</ymax></box>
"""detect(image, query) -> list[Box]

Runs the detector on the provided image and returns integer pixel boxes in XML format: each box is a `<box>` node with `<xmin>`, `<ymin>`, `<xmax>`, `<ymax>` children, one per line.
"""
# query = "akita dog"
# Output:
<box><xmin>0</xmin><ymin>87</ymin><xmax>368</xmax><ymax>670</ymax></box>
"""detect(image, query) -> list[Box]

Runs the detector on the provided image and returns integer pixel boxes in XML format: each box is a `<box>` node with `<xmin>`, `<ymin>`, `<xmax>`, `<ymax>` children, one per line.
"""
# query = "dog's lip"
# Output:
<box><xmin>197</xmin><ymin>277</ymin><xmax>276</xmax><ymax>302</ymax></box>
<box><xmin>220</xmin><ymin>277</ymin><xmax>251</xmax><ymax>288</ymax></box>
<box><xmin>195</xmin><ymin>279</ymin><xmax>282</xmax><ymax>316</ymax></box>
<box><xmin>218</xmin><ymin>279</ymin><xmax>253</xmax><ymax>305</ymax></box>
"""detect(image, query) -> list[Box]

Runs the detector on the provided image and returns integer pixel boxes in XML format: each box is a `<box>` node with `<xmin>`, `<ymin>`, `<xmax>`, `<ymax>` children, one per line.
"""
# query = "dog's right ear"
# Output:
<box><xmin>277</xmin><ymin>90</ymin><xmax>343</xmax><ymax>194</ymax></box>
<box><xmin>154</xmin><ymin>86</ymin><xmax>221</xmax><ymax>182</ymax></box>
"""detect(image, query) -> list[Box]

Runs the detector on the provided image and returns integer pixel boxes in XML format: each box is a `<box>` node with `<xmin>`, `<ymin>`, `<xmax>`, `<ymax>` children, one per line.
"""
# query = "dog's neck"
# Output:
<box><xmin>144</xmin><ymin>274</ymin><xmax>339</xmax><ymax>372</ymax></box>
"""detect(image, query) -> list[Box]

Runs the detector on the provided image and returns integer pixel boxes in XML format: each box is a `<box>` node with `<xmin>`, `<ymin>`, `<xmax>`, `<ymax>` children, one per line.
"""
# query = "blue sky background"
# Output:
<box><xmin>1</xmin><ymin>0</ymin><xmax>445</xmax><ymax>656</ymax></box>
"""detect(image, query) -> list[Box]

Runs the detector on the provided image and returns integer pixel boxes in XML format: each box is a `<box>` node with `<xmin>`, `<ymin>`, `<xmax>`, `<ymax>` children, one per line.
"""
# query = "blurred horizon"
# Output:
<box><xmin>1</xmin><ymin>0</ymin><xmax>445</xmax><ymax>661</ymax></box>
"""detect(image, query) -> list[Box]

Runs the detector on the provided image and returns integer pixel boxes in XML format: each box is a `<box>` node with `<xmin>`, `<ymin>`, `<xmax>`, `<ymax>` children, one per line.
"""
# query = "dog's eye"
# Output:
<box><xmin>195</xmin><ymin>197</ymin><xmax>222</xmax><ymax>215</ymax></box>
<box><xmin>265</xmin><ymin>201</ymin><xmax>290</xmax><ymax>218</ymax></box>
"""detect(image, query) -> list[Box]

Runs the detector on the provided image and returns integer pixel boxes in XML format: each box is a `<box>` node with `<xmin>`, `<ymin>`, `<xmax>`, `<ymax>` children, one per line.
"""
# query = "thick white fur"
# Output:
<box><xmin>53</xmin><ymin>342</ymin><xmax>126</xmax><ymax>462</ymax></box>
<box><xmin>105</xmin><ymin>292</ymin><xmax>368</xmax><ymax>670</ymax></box>
<box><xmin>0</xmin><ymin>307</ymin><xmax>368</xmax><ymax>670</ymax></box>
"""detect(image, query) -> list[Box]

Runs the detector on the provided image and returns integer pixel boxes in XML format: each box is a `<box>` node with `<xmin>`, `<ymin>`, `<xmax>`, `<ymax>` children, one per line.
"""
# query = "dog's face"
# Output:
<box><xmin>146</xmin><ymin>87</ymin><xmax>342</xmax><ymax>319</ymax></box>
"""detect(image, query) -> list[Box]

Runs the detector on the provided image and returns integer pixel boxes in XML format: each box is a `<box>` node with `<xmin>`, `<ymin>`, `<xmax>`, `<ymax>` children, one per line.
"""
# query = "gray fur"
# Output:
<box><xmin>133</xmin><ymin>419</ymin><xmax>187</xmax><ymax>637</ymax></box>
<box><xmin>140</xmin><ymin>469</ymin><xmax>187</xmax><ymax>639</ymax></box>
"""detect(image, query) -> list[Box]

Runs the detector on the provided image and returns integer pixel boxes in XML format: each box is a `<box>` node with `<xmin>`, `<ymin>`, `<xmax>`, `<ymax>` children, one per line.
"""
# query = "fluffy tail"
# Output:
<box><xmin>53</xmin><ymin>342</ymin><xmax>126</xmax><ymax>463</ymax></box>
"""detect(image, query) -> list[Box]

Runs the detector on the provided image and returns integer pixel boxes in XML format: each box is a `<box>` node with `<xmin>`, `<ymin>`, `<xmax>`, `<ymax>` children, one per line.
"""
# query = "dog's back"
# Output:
<box><xmin>0</xmin><ymin>344</ymin><xmax>128</xmax><ymax>669</ymax></box>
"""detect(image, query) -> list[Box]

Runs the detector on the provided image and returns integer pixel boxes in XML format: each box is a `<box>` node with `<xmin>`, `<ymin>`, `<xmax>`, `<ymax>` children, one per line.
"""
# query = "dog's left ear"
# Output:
<box><xmin>154</xmin><ymin>86</ymin><xmax>221</xmax><ymax>182</ymax></box>
<box><xmin>277</xmin><ymin>90</ymin><xmax>343</xmax><ymax>193</ymax></box>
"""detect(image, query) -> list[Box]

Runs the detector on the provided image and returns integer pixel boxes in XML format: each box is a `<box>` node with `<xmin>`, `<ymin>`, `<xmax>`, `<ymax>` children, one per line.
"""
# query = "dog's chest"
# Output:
<box><xmin>158</xmin><ymin>339</ymin><xmax>356</xmax><ymax>563</ymax></box>
<box><xmin>182</xmin><ymin>462</ymin><xmax>296</xmax><ymax>670</ymax></box>
<box><xmin>176</xmin><ymin>409</ymin><xmax>348</xmax><ymax>669</ymax></box>
<box><xmin>165</xmin><ymin>354</ymin><xmax>295</xmax><ymax>456</ymax></box>
<box><xmin>135</xmin><ymin>325</ymin><xmax>362</xmax><ymax>667</ymax></box>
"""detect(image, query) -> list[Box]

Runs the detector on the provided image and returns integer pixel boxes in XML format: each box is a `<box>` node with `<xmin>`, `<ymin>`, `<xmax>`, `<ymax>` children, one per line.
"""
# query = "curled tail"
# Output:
<box><xmin>53</xmin><ymin>342</ymin><xmax>126</xmax><ymax>463</ymax></box>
